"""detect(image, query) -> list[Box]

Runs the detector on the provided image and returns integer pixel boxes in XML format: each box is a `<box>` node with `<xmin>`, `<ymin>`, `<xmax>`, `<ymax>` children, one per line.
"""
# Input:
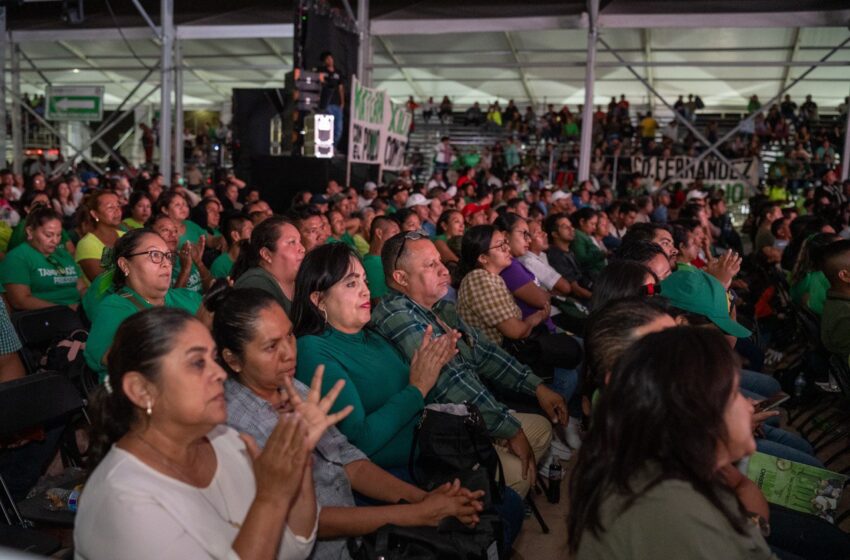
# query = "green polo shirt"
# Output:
<box><xmin>791</xmin><ymin>271</ymin><xmax>830</xmax><ymax>316</ymax></box>
<box><xmin>120</xmin><ymin>217</ymin><xmax>145</xmax><ymax>231</ymax></box>
<box><xmin>178</xmin><ymin>220</ymin><xmax>207</xmax><ymax>247</ymax></box>
<box><xmin>210</xmin><ymin>253</ymin><xmax>234</xmax><ymax>279</ymax></box>
<box><xmin>172</xmin><ymin>259</ymin><xmax>203</xmax><ymax>293</ymax></box>
<box><xmin>84</xmin><ymin>286</ymin><xmax>202</xmax><ymax>380</ymax></box>
<box><xmin>362</xmin><ymin>254</ymin><xmax>388</xmax><ymax>299</ymax></box>
<box><xmin>0</xmin><ymin>242</ymin><xmax>82</xmax><ymax>306</ymax></box>
<box><xmin>81</xmin><ymin>271</ymin><xmax>115</xmax><ymax>323</ymax></box>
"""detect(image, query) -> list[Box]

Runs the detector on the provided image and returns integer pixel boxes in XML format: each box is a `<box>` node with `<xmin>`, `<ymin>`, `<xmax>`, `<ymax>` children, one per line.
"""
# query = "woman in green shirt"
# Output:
<box><xmin>189</xmin><ymin>197</ymin><xmax>227</xmax><ymax>253</ymax></box>
<box><xmin>149</xmin><ymin>214</ymin><xmax>212</xmax><ymax>294</ymax></box>
<box><xmin>672</xmin><ymin>223</ymin><xmax>701</xmax><ymax>272</ymax></box>
<box><xmin>156</xmin><ymin>190</ymin><xmax>206</xmax><ymax>247</ymax></box>
<box><xmin>570</xmin><ymin>207</ymin><xmax>607</xmax><ymax>278</ymax></box>
<box><xmin>434</xmin><ymin>209</ymin><xmax>464</xmax><ymax>265</ymax></box>
<box><xmin>119</xmin><ymin>190</ymin><xmax>152</xmax><ymax>231</ymax></box>
<box><xmin>0</xmin><ymin>206</ymin><xmax>84</xmax><ymax>310</ymax></box>
<box><xmin>231</xmin><ymin>216</ymin><xmax>304</xmax><ymax>316</ymax></box>
<box><xmin>7</xmin><ymin>190</ymin><xmax>73</xmax><ymax>253</ymax></box>
<box><xmin>790</xmin><ymin>232</ymin><xmax>841</xmax><ymax>315</ymax></box>
<box><xmin>210</xmin><ymin>213</ymin><xmax>253</xmax><ymax>279</ymax></box>
<box><xmin>568</xmin><ymin>327</ymin><xmax>774</xmax><ymax>559</ymax></box>
<box><xmin>84</xmin><ymin>228</ymin><xmax>202</xmax><ymax>380</ymax></box>
<box><xmin>291</xmin><ymin>243</ymin><xmax>455</xmax><ymax>469</ymax></box>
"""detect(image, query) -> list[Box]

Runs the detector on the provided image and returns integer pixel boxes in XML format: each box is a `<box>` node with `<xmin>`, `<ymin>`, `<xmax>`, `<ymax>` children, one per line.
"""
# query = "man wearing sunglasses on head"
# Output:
<box><xmin>372</xmin><ymin>231</ymin><xmax>567</xmax><ymax>498</ymax></box>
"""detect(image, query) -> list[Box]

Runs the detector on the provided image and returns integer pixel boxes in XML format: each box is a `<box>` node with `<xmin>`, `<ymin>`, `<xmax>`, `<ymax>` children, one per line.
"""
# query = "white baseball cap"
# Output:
<box><xmin>551</xmin><ymin>190</ymin><xmax>571</xmax><ymax>202</ymax></box>
<box><xmin>405</xmin><ymin>193</ymin><xmax>429</xmax><ymax>208</ymax></box>
<box><xmin>363</xmin><ymin>181</ymin><xmax>377</xmax><ymax>192</ymax></box>
<box><xmin>686</xmin><ymin>189</ymin><xmax>707</xmax><ymax>201</ymax></box>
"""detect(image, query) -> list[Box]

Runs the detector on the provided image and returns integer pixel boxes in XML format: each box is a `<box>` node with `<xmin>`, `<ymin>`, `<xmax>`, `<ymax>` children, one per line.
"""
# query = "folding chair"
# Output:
<box><xmin>11</xmin><ymin>305</ymin><xmax>84</xmax><ymax>375</ymax></box>
<box><xmin>0</xmin><ymin>372</ymin><xmax>86</xmax><ymax>531</ymax></box>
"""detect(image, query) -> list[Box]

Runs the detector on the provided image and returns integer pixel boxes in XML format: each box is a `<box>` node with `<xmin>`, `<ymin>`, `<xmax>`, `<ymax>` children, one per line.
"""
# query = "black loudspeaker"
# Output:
<box><xmin>232</xmin><ymin>89</ymin><xmax>288</xmax><ymax>185</ymax></box>
<box><xmin>250</xmin><ymin>156</ymin><xmax>347</xmax><ymax>213</ymax></box>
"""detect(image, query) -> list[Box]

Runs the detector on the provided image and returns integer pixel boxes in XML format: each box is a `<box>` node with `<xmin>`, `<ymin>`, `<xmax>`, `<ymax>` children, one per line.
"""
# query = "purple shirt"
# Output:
<box><xmin>500</xmin><ymin>258</ymin><xmax>555</xmax><ymax>333</ymax></box>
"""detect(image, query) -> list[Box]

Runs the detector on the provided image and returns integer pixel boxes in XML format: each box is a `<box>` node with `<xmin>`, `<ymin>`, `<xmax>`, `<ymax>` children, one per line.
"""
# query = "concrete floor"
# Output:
<box><xmin>513</xmin><ymin>459</ymin><xmax>573</xmax><ymax>560</ymax></box>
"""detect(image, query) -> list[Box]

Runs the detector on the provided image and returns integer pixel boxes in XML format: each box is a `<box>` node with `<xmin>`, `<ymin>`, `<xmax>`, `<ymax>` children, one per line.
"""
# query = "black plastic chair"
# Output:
<box><xmin>11</xmin><ymin>305</ymin><xmax>84</xmax><ymax>375</ymax></box>
<box><xmin>0</xmin><ymin>372</ymin><xmax>86</xmax><ymax>532</ymax></box>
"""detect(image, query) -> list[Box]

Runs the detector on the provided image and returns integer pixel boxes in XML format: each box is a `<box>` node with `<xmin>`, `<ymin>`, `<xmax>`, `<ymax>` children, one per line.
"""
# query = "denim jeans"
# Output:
<box><xmin>325</xmin><ymin>104</ymin><xmax>344</xmax><ymax>147</ymax></box>
<box><xmin>551</xmin><ymin>367</ymin><xmax>582</xmax><ymax>419</ymax></box>
<box><xmin>740</xmin><ymin>369</ymin><xmax>782</xmax><ymax>399</ymax></box>
<box><xmin>757</xmin><ymin>424</ymin><xmax>823</xmax><ymax>467</ymax></box>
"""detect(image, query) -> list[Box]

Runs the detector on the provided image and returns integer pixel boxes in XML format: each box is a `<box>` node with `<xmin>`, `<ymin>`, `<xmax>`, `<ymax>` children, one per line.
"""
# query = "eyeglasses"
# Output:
<box><xmin>488</xmin><ymin>240</ymin><xmax>510</xmax><ymax>252</ymax></box>
<box><xmin>126</xmin><ymin>250</ymin><xmax>177</xmax><ymax>264</ymax></box>
<box><xmin>393</xmin><ymin>231</ymin><xmax>428</xmax><ymax>270</ymax></box>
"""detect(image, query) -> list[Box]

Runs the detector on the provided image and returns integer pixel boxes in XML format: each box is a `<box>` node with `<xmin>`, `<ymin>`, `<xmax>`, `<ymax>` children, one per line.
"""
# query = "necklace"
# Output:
<box><xmin>132</xmin><ymin>433</ymin><xmax>243</xmax><ymax>529</ymax></box>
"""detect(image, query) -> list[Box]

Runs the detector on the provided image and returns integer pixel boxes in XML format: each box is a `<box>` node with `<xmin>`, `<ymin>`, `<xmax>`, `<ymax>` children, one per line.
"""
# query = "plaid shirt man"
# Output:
<box><xmin>371</xmin><ymin>289</ymin><xmax>543</xmax><ymax>440</ymax></box>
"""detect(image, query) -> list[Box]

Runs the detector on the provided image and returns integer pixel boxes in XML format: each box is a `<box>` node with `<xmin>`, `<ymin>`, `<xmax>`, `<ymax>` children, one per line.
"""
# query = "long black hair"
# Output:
<box><xmin>589</xmin><ymin>260</ymin><xmax>656</xmax><ymax>311</ymax></box>
<box><xmin>568</xmin><ymin>326</ymin><xmax>748</xmax><ymax>553</ymax></box>
<box><xmin>209</xmin><ymin>287</ymin><xmax>280</xmax><ymax>376</ymax></box>
<box><xmin>87</xmin><ymin>307</ymin><xmax>198</xmax><ymax>469</ymax></box>
<box><xmin>790</xmin><ymin>231</ymin><xmax>841</xmax><ymax>286</ymax></box>
<box><xmin>291</xmin><ymin>242</ymin><xmax>361</xmax><ymax>337</ymax></box>
<box><xmin>230</xmin><ymin>215</ymin><xmax>290</xmax><ymax>281</ymax></box>
<box><xmin>455</xmin><ymin>224</ymin><xmax>496</xmax><ymax>285</ymax></box>
<box><xmin>582</xmin><ymin>297</ymin><xmax>670</xmax><ymax>403</ymax></box>
<box><xmin>493</xmin><ymin>212</ymin><xmax>524</xmax><ymax>234</ymax></box>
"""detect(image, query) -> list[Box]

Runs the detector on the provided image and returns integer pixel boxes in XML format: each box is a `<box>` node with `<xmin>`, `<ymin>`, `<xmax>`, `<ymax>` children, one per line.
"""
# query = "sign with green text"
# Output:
<box><xmin>46</xmin><ymin>86</ymin><xmax>104</xmax><ymax>121</ymax></box>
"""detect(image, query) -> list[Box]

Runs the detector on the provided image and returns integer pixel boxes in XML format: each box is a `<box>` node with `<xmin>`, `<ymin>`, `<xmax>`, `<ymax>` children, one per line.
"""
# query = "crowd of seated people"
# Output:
<box><xmin>417</xmin><ymin>93</ymin><xmax>846</xmax><ymax>198</ymax></box>
<box><xmin>2</xmin><ymin>142</ymin><xmax>850</xmax><ymax>559</ymax></box>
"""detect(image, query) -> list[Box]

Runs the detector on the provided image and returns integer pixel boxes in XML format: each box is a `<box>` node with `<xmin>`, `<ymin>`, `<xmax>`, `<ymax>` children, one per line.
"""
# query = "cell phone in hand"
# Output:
<box><xmin>755</xmin><ymin>392</ymin><xmax>790</xmax><ymax>413</ymax></box>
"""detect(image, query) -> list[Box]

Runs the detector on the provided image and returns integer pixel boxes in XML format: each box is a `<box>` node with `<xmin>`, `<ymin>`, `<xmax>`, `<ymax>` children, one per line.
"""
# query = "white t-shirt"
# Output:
<box><xmin>74</xmin><ymin>425</ymin><xmax>316</xmax><ymax>560</ymax></box>
<box><xmin>518</xmin><ymin>251</ymin><xmax>562</xmax><ymax>292</ymax></box>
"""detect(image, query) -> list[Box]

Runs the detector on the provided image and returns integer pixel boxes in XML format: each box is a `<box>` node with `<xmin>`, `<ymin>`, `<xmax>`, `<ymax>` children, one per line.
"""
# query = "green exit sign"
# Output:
<box><xmin>46</xmin><ymin>86</ymin><xmax>104</xmax><ymax>121</ymax></box>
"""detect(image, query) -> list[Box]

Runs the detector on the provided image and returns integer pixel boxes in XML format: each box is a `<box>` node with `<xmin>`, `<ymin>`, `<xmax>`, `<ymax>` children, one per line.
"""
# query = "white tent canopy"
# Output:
<box><xmin>2</xmin><ymin>1</ymin><xmax>848</xmax><ymax>112</ymax></box>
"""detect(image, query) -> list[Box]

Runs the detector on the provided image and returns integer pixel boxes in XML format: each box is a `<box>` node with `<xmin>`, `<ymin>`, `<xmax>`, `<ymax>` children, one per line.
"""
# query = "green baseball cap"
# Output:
<box><xmin>660</xmin><ymin>270</ymin><xmax>752</xmax><ymax>338</ymax></box>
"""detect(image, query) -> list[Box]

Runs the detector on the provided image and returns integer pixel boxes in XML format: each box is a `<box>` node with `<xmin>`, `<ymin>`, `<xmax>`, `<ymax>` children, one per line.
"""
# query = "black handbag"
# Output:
<box><xmin>409</xmin><ymin>403</ymin><xmax>505</xmax><ymax>508</ymax></box>
<box><xmin>349</xmin><ymin>514</ymin><xmax>503</xmax><ymax>560</ymax></box>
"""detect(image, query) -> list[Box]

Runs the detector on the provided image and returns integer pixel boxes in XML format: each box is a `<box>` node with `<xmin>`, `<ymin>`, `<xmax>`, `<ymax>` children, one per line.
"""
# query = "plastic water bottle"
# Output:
<box><xmin>546</xmin><ymin>461</ymin><xmax>562</xmax><ymax>504</ymax></box>
<box><xmin>45</xmin><ymin>486</ymin><xmax>81</xmax><ymax>512</ymax></box>
<box><xmin>794</xmin><ymin>372</ymin><xmax>807</xmax><ymax>398</ymax></box>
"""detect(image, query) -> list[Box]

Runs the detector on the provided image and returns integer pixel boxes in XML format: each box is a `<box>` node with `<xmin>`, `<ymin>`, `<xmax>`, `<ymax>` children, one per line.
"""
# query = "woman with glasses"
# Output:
<box><xmin>455</xmin><ymin>225</ymin><xmax>549</xmax><ymax>347</ymax></box>
<box><xmin>76</xmin><ymin>190</ymin><xmax>125</xmax><ymax>284</ymax></box>
<box><xmin>84</xmin><ymin>228</ymin><xmax>202</xmax><ymax>381</ymax></box>
<box><xmin>0</xmin><ymin>206</ymin><xmax>85</xmax><ymax>310</ymax></box>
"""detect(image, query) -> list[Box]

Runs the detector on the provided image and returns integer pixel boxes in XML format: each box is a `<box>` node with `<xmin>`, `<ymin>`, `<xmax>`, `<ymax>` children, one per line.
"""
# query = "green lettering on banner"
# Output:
<box><xmin>728</xmin><ymin>183</ymin><xmax>745</xmax><ymax>204</ymax></box>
